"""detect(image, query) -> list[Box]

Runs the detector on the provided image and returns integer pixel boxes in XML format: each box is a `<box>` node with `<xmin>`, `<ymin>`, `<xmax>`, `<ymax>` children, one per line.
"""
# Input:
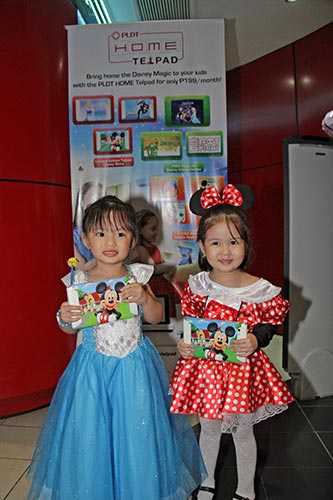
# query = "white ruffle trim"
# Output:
<box><xmin>61</xmin><ymin>263</ymin><xmax>154</xmax><ymax>287</ymax></box>
<box><xmin>188</xmin><ymin>272</ymin><xmax>282</xmax><ymax>310</ymax></box>
<box><xmin>218</xmin><ymin>404</ymin><xmax>289</xmax><ymax>433</ymax></box>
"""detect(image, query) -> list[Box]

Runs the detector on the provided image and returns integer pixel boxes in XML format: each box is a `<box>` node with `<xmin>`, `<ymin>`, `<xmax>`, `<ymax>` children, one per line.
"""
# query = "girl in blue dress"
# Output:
<box><xmin>28</xmin><ymin>195</ymin><xmax>206</xmax><ymax>500</ymax></box>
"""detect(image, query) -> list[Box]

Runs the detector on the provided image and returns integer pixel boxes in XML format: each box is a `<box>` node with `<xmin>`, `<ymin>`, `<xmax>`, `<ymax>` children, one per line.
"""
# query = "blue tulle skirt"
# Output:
<box><xmin>28</xmin><ymin>337</ymin><xmax>206</xmax><ymax>500</ymax></box>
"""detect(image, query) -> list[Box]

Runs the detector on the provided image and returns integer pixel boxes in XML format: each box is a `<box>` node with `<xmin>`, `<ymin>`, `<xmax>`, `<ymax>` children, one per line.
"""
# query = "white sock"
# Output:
<box><xmin>232</xmin><ymin>424</ymin><xmax>256</xmax><ymax>500</ymax></box>
<box><xmin>199</xmin><ymin>417</ymin><xmax>221</xmax><ymax>490</ymax></box>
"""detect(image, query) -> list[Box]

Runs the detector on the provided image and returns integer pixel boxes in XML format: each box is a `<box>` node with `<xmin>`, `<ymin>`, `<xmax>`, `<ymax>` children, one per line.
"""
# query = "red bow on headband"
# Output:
<box><xmin>200</xmin><ymin>184</ymin><xmax>243</xmax><ymax>209</ymax></box>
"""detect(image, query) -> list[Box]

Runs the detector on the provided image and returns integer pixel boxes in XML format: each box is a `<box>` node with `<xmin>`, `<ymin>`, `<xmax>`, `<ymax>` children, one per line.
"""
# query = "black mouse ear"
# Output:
<box><xmin>189</xmin><ymin>188</ymin><xmax>207</xmax><ymax>215</ymax></box>
<box><xmin>96</xmin><ymin>282</ymin><xmax>107</xmax><ymax>294</ymax></box>
<box><xmin>225</xmin><ymin>326</ymin><xmax>236</xmax><ymax>338</ymax></box>
<box><xmin>235</xmin><ymin>184</ymin><xmax>255</xmax><ymax>211</ymax></box>
<box><xmin>114</xmin><ymin>282</ymin><xmax>125</xmax><ymax>293</ymax></box>
<box><xmin>207</xmin><ymin>322</ymin><xmax>218</xmax><ymax>333</ymax></box>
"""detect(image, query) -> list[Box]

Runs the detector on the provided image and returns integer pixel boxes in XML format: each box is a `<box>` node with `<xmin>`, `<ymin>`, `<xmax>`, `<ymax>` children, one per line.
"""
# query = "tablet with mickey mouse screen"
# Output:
<box><xmin>67</xmin><ymin>277</ymin><xmax>138</xmax><ymax>329</ymax></box>
<box><xmin>183</xmin><ymin>317</ymin><xmax>247</xmax><ymax>363</ymax></box>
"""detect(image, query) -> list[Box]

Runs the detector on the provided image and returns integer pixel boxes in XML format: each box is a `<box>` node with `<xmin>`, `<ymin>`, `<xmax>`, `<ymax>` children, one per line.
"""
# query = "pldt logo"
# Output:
<box><xmin>108</xmin><ymin>30</ymin><xmax>184</xmax><ymax>65</ymax></box>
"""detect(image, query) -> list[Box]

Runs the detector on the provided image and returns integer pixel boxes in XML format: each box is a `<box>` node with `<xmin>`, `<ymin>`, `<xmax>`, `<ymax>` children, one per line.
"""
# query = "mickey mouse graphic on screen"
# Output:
<box><xmin>204</xmin><ymin>322</ymin><xmax>237</xmax><ymax>361</ymax></box>
<box><xmin>95</xmin><ymin>281</ymin><xmax>125</xmax><ymax>323</ymax></box>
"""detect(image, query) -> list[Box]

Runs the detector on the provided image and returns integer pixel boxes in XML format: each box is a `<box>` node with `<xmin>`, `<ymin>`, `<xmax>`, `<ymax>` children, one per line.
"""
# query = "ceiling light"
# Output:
<box><xmin>86</xmin><ymin>0</ymin><xmax>112</xmax><ymax>24</ymax></box>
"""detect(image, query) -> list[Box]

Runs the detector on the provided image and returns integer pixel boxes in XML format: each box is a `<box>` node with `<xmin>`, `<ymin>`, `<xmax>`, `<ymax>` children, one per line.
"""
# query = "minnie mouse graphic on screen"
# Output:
<box><xmin>170</xmin><ymin>183</ymin><xmax>294</xmax><ymax>500</ymax></box>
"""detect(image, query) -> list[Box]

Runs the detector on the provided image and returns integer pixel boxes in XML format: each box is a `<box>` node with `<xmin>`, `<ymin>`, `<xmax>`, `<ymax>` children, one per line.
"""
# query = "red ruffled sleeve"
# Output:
<box><xmin>259</xmin><ymin>295</ymin><xmax>290</xmax><ymax>325</ymax></box>
<box><xmin>181</xmin><ymin>282</ymin><xmax>206</xmax><ymax>317</ymax></box>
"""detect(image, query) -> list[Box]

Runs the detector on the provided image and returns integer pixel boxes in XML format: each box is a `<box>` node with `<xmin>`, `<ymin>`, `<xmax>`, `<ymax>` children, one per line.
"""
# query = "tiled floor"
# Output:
<box><xmin>1</xmin><ymin>336</ymin><xmax>333</xmax><ymax>499</ymax></box>
<box><xmin>211</xmin><ymin>394</ymin><xmax>333</xmax><ymax>499</ymax></box>
<box><xmin>1</xmin><ymin>396</ymin><xmax>333</xmax><ymax>500</ymax></box>
<box><xmin>0</xmin><ymin>407</ymin><xmax>47</xmax><ymax>500</ymax></box>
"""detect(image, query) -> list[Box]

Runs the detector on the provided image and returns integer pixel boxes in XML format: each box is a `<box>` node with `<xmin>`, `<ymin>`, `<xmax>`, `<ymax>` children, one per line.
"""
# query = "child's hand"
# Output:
<box><xmin>121</xmin><ymin>283</ymin><xmax>163</xmax><ymax>324</ymax></box>
<box><xmin>120</xmin><ymin>283</ymin><xmax>148</xmax><ymax>305</ymax></box>
<box><xmin>230</xmin><ymin>333</ymin><xmax>258</xmax><ymax>358</ymax></box>
<box><xmin>59</xmin><ymin>301</ymin><xmax>83</xmax><ymax>324</ymax></box>
<box><xmin>178</xmin><ymin>339</ymin><xmax>194</xmax><ymax>359</ymax></box>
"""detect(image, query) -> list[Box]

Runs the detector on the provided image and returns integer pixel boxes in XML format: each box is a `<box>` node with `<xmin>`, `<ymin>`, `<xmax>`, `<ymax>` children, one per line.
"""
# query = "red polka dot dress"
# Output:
<box><xmin>169</xmin><ymin>272</ymin><xmax>294</xmax><ymax>432</ymax></box>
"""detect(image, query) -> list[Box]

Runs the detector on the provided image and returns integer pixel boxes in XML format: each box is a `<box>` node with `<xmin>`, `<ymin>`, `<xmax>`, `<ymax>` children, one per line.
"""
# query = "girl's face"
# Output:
<box><xmin>141</xmin><ymin>216</ymin><xmax>159</xmax><ymax>244</ymax></box>
<box><xmin>82</xmin><ymin>216</ymin><xmax>134</xmax><ymax>266</ymax></box>
<box><xmin>199</xmin><ymin>220</ymin><xmax>245</xmax><ymax>277</ymax></box>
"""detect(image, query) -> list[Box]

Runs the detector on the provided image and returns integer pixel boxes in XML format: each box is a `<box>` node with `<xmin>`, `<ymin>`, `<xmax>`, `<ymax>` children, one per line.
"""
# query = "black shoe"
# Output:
<box><xmin>200</xmin><ymin>486</ymin><xmax>215</xmax><ymax>492</ymax></box>
<box><xmin>232</xmin><ymin>494</ymin><xmax>252</xmax><ymax>500</ymax></box>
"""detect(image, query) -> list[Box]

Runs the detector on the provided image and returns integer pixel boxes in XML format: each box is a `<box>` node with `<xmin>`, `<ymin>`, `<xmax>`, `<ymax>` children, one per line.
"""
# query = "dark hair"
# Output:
<box><xmin>136</xmin><ymin>209</ymin><xmax>157</xmax><ymax>231</ymax></box>
<box><xmin>136</xmin><ymin>209</ymin><xmax>158</xmax><ymax>244</ymax></box>
<box><xmin>82</xmin><ymin>195</ymin><xmax>138</xmax><ymax>245</ymax></box>
<box><xmin>197</xmin><ymin>204</ymin><xmax>253</xmax><ymax>271</ymax></box>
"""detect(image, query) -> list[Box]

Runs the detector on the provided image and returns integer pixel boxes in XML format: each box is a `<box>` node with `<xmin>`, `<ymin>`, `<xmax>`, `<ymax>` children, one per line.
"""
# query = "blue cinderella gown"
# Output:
<box><xmin>28</xmin><ymin>264</ymin><xmax>206</xmax><ymax>500</ymax></box>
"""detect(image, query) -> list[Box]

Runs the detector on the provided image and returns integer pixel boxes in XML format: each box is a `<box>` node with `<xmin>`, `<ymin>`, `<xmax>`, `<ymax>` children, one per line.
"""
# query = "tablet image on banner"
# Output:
<box><xmin>72</xmin><ymin>95</ymin><xmax>114</xmax><ymax>124</ymax></box>
<box><xmin>118</xmin><ymin>96</ymin><xmax>157</xmax><ymax>123</ymax></box>
<box><xmin>164</xmin><ymin>95</ymin><xmax>211</xmax><ymax>127</ymax></box>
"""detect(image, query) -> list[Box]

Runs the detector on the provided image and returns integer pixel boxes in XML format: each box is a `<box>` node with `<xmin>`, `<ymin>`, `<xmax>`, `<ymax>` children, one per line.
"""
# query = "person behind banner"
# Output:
<box><xmin>133</xmin><ymin>208</ymin><xmax>182</xmax><ymax>317</ymax></box>
<box><xmin>27</xmin><ymin>195</ymin><xmax>206</xmax><ymax>500</ymax></box>
<box><xmin>73</xmin><ymin>181</ymin><xmax>105</xmax><ymax>267</ymax></box>
<box><xmin>169</xmin><ymin>184</ymin><xmax>294</xmax><ymax>500</ymax></box>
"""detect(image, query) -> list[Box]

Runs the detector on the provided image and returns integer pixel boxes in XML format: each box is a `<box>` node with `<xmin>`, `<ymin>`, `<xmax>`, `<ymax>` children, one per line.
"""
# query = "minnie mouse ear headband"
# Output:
<box><xmin>189</xmin><ymin>183</ymin><xmax>255</xmax><ymax>216</ymax></box>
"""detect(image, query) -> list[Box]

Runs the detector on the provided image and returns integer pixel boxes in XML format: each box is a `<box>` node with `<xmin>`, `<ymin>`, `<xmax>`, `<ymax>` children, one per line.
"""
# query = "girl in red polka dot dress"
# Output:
<box><xmin>169</xmin><ymin>184</ymin><xmax>294</xmax><ymax>500</ymax></box>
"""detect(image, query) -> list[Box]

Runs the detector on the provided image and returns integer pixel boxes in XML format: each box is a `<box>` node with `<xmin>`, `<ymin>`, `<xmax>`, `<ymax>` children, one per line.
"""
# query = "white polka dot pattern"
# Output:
<box><xmin>170</xmin><ymin>279</ymin><xmax>294</xmax><ymax>423</ymax></box>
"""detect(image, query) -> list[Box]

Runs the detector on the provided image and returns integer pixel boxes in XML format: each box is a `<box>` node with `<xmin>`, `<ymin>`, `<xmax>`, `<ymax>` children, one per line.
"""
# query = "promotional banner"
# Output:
<box><xmin>67</xmin><ymin>20</ymin><xmax>227</xmax><ymax>373</ymax></box>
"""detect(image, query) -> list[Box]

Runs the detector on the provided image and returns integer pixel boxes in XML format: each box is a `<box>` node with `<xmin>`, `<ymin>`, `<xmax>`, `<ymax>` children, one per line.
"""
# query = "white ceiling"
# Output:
<box><xmin>191</xmin><ymin>0</ymin><xmax>333</xmax><ymax>70</ymax></box>
<box><xmin>87</xmin><ymin>0</ymin><xmax>333</xmax><ymax>70</ymax></box>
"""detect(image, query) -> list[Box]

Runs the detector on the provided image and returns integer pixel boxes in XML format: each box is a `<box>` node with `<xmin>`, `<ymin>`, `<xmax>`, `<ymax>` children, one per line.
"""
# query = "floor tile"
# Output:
<box><xmin>216</xmin><ymin>433</ymin><xmax>235</xmax><ymax>466</ymax></box>
<box><xmin>0</xmin><ymin>426</ymin><xmax>40</xmax><ymax>460</ymax></box>
<box><xmin>256</xmin><ymin>430</ymin><xmax>333</xmax><ymax>467</ymax></box>
<box><xmin>298</xmin><ymin>395</ymin><xmax>333</xmax><ymax>407</ymax></box>
<box><xmin>254</xmin><ymin>401</ymin><xmax>313</xmax><ymax>434</ymax></box>
<box><xmin>0</xmin><ymin>458</ymin><xmax>29</xmax><ymax>499</ymax></box>
<box><xmin>301</xmin><ymin>406</ymin><xmax>333</xmax><ymax>431</ymax></box>
<box><xmin>215</xmin><ymin>464</ymin><xmax>237</xmax><ymax>500</ymax></box>
<box><xmin>317</xmin><ymin>432</ymin><xmax>333</xmax><ymax>458</ymax></box>
<box><xmin>261</xmin><ymin>466</ymin><xmax>333</xmax><ymax>500</ymax></box>
<box><xmin>214</xmin><ymin>465</ymin><xmax>268</xmax><ymax>500</ymax></box>
<box><xmin>5</xmin><ymin>470</ymin><xmax>30</xmax><ymax>500</ymax></box>
<box><xmin>4</xmin><ymin>408</ymin><xmax>47</xmax><ymax>429</ymax></box>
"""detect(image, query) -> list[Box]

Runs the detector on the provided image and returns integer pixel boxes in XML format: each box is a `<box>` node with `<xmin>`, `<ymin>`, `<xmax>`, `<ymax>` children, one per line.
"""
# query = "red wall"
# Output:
<box><xmin>0</xmin><ymin>0</ymin><xmax>77</xmax><ymax>416</ymax></box>
<box><xmin>227</xmin><ymin>22</ymin><xmax>333</xmax><ymax>287</ymax></box>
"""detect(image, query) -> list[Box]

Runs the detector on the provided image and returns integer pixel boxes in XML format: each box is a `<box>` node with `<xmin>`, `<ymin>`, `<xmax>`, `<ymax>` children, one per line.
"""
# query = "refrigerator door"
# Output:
<box><xmin>283</xmin><ymin>137</ymin><xmax>333</xmax><ymax>400</ymax></box>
